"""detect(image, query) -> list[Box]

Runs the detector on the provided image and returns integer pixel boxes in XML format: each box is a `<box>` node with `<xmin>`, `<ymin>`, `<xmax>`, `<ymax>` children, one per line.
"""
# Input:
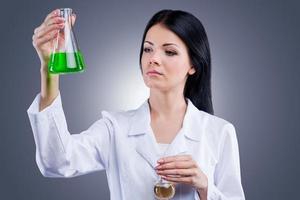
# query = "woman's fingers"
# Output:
<box><xmin>35</xmin><ymin>10</ymin><xmax>74</xmax><ymax>36</ymax></box>
<box><xmin>32</xmin><ymin>24</ymin><xmax>61</xmax><ymax>47</ymax></box>
<box><xmin>156</xmin><ymin>160</ymin><xmax>197</xmax><ymax>170</ymax></box>
<box><xmin>43</xmin><ymin>9</ymin><xmax>60</xmax><ymax>25</ymax></box>
<box><xmin>33</xmin><ymin>29</ymin><xmax>58</xmax><ymax>48</ymax></box>
<box><xmin>155</xmin><ymin>155</ymin><xmax>199</xmax><ymax>171</ymax></box>
<box><xmin>32</xmin><ymin>9</ymin><xmax>76</xmax><ymax>50</ymax></box>
<box><xmin>157</xmin><ymin>168</ymin><xmax>198</xmax><ymax>177</ymax></box>
<box><xmin>158</xmin><ymin>155</ymin><xmax>193</xmax><ymax>164</ymax></box>
<box><xmin>158</xmin><ymin>161</ymin><xmax>195</xmax><ymax>170</ymax></box>
<box><xmin>33</xmin><ymin>16</ymin><xmax>64</xmax><ymax>45</ymax></box>
<box><xmin>35</xmin><ymin>22</ymin><xmax>64</xmax><ymax>39</ymax></box>
<box><xmin>155</xmin><ymin>154</ymin><xmax>208</xmax><ymax>189</ymax></box>
<box><xmin>41</xmin><ymin>16</ymin><xmax>65</xmax><ymax>31</ymax></box>
<box><xmin>161</xmin><ymin>175</ymin><xmax>197</xmax><ymax>185</ymax></box>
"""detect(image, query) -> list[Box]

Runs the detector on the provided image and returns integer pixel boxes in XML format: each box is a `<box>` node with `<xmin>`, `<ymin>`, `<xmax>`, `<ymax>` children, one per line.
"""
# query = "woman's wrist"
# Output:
<box><xmin>197</xmin><ymin>187</ymin><xmax>208</xmax><ymax>200</ymax></box>
<box><xmin>40</xmin><ymin>62</ymin><xmax>49</xmax><ymax>73</ymax></box>
<box><xmin>196</xmin><ymin>174</ymin><xmax>208</xmax><ymax>199</ymax></box>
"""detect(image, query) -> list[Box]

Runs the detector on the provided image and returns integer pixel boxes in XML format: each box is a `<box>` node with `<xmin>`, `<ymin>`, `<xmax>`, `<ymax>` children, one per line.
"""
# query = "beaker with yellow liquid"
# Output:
<box><xmin>154</xmin><ymin>179</ymin><xmax>175</xmax><ymax>200</ymax></box>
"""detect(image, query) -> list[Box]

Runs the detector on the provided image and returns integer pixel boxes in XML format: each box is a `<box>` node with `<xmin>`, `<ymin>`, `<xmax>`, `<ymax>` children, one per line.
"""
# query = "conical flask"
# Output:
<box><xmin>48</xmin><ymin>8</ymin><xmax>85</xmax><ymax>74</ymax></box>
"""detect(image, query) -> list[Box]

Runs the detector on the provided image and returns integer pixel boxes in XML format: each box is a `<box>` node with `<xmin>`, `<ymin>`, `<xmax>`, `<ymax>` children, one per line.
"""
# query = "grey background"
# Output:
<box><xmin>0</xmin><ymin>0</ymin><xmax>299</xmax><ymax>199</ymax></box>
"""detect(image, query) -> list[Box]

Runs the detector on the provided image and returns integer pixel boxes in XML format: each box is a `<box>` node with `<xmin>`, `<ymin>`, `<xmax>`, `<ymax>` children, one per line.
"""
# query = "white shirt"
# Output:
<box><xmin>27</xmin><ymin>93</ymin><xmax>245</xmax><ymax>200</ymax></box>
<box><xmin>157</xmin><ymin>143</ymin><xmax>170</xmax><ymax>156</ymax></box>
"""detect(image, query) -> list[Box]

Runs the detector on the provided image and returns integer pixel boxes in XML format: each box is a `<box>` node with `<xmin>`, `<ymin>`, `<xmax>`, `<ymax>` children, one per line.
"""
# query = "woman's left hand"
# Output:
<box><xmin>155</xmin><ymin>155</ymin><xmax>208</xmax><ymax>191</ymax></box>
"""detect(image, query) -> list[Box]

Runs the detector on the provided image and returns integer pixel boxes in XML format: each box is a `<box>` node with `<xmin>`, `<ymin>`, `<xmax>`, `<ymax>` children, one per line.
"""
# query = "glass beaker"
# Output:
<box><xmin>48</xmin><ymin>8</ymin><xmax>85</xmax><ymax>74</ymax></box>
<box><xmin>154</xmin><ymin>177</ymin><xmax>175</xmax><ymax>200</ymax></box>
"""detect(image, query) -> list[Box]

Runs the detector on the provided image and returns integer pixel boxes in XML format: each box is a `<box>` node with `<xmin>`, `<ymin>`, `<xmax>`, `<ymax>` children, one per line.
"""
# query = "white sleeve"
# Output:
<box><xmin>206</xmin><ymin>123</ymin><xmax>246</xmax><ymax>200</ymax></box>
<box><xmin>27</xmin><ymin>93</ymin><xmax>112</xmax><ymax>178</ymax></box>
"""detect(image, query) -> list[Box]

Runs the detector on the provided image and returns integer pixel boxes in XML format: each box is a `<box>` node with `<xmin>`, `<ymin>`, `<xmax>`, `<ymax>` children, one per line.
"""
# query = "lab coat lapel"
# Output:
<box><xmin>128</xmin><ymin>100</ymin><xmax>160</xmax><ymax>169</ymax></box>
<box><xmin>135</xmin><ymin>132</ymin><xmax>160</xmax><ymax>169</ymax></box>
<box><xmin>163</xmin><ymin>98</ymin><xmax>203</xmax><ymax>156</ymax></box>
<box><xmin>163</xmin><ymin>128</ymin><xmax>188</xmax><ymax>157</ymax></box>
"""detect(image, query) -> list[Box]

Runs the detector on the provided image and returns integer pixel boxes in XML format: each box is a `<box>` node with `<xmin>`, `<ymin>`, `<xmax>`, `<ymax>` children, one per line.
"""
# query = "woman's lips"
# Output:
<box><xmin>146</xmin><ymin>70</ymin><xmax>163</xmax><ymax>76</ymax></box>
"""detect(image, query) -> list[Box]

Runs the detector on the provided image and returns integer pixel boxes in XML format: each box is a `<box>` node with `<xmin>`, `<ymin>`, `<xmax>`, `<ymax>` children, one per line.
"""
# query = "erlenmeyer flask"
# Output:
<box><xmin>48</xmin><ymin>8</ymin><xmax>85</xmax><ymax>74</ymax></box>
<box><xmin>154</xmin><ymin>177</ymin><xmax>175</xmax><ymax>200</ymax></box>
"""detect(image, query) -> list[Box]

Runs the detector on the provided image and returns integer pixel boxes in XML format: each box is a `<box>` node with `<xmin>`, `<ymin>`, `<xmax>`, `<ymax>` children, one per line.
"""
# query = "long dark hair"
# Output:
<box><xmin>139</xmin><ymin>9</ymin><xmax>214</xmax><ymax>115</ymax></box>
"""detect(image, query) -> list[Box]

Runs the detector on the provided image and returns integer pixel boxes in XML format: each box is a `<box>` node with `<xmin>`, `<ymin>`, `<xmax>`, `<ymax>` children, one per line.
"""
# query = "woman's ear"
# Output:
<box><xmin>188</xmin><ymin>67</ymin><xmax>196</xmax><ymax>75</ymax></box>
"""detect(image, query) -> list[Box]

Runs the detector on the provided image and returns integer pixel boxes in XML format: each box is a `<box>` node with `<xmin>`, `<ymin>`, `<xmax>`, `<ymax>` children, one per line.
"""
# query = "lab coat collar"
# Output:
<box><xmin>128</xmin><ymin>98</ymin><xmax>202</xmax><ymax>142</ymax></box>
<box><xmin>128</xmin><ymin>98</ymin><xmax>203</xmax><ymax>169</ymax></box>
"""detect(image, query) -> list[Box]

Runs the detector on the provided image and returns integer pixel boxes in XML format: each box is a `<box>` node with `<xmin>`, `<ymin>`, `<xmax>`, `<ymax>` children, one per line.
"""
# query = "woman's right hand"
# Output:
<box><xmin>33</xmin><ymin>9</ymin><xmax>75</xmax><ymax>111</ymax></box>
<box><xmin>32</xmin><ymin>9</ymin><xmax>76</xmax><ymax>68</ymax></box>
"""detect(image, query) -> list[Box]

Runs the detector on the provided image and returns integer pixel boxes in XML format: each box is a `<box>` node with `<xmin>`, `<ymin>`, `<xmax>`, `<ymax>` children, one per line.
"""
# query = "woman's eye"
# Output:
<box><xmin>143</xmin><ymin>47</ymin><xmax>177</xmax><ymax>56</ymax></box>
<box><xmin>165</xmin><ymin>50</ymin><xmax>177</xmax><ymax>56</ymax></box>
<box><xmin>143</xmin><ymin>47</ymin><xmax>152</xmax><ymax>53</ymax></box>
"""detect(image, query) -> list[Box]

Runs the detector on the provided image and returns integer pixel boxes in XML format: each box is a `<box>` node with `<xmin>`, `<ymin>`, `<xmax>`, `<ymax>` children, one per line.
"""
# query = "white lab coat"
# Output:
<box><xmin>27</xmin><ymin>93</ymin><xmax>245</xmax><ymax>200</ymax></box>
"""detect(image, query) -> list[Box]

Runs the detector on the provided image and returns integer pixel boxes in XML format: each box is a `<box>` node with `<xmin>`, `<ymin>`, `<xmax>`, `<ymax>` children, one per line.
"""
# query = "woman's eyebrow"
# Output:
<box><xmin>144</xmin><ymin>40</ymin><xmax>179</xmax><ymax>47</ymax></box>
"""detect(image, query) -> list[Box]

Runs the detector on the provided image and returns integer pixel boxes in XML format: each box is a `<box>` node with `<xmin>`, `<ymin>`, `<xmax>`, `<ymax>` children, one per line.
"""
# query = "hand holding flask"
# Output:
<box><xmin>48</xmin><ymin>8</ymin><xmax>85</xmax><ymax>74</ymax></box>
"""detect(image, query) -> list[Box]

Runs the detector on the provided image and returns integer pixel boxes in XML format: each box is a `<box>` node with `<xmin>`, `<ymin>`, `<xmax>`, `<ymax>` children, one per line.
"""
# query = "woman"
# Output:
<box><xmin>28</xmin><ymin>9</ymin><xmax>245</xmax><ymax>200</ymax></box>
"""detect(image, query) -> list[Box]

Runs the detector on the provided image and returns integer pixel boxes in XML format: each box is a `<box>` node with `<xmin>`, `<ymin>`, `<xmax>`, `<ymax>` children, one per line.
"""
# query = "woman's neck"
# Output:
<box><xmin>148</xmin><ymin>90</ymin><xmax>187</xmax><ymax>120</ymax></box>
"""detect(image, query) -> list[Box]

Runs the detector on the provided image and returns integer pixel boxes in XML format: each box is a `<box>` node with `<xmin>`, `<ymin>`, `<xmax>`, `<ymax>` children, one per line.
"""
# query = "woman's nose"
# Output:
<box><xmin>149</xmin><ymin>51</ymin><xmax>161</xmax><ymax>66</ymax></box>
<box><xmin>149</xmin><ymin>59</ymin><xmax>159</xmax><ymax>66</ymax></box>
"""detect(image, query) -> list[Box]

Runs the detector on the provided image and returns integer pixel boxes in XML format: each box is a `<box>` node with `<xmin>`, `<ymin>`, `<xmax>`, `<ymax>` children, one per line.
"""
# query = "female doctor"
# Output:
<box><xmin>28</xmin><ymin>9</ymin><xmax>245</xmax><ymax>200</ymax></box>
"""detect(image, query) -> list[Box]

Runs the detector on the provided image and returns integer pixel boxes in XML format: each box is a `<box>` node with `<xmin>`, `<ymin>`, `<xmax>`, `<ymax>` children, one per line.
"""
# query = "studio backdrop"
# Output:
<box><xmin>0</xmin><ymin>0</ymin><xmax>299</xmax><ymax>199</ymax></box>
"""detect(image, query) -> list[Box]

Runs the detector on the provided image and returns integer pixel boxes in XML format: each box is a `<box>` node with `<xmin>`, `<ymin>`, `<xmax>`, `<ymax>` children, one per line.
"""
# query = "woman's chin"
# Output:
<box><xmin>145</xmin><ymin>84</ymin><xmax>170</xmax><ymax>92</ymax></box>
<box><xmin>145</xmin><ymin>83</ymin><xmax>160</xmax><ymax>90</ymax></box>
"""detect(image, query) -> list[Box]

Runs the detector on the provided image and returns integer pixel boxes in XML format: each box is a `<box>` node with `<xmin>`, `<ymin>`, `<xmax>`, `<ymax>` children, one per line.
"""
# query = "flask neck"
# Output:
<box><xmin>59</xmin><ymin>8</ymin><xmax>72</xmax><ymax>19</ymax></box>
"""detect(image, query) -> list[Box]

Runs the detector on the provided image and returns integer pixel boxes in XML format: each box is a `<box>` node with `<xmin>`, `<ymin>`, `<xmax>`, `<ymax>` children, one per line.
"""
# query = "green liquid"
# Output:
<box><xmin>48</xmin><ymin>51</ymin><xmax>85</xmax><ymax>74</ymax></box>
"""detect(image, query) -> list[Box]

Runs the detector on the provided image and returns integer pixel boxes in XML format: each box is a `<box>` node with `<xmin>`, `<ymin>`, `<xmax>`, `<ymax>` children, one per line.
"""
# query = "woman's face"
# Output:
<box><xmin>141</xmin><ymin>23</ymin><xmax>195</xmax><ymax>92</ymax></box>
